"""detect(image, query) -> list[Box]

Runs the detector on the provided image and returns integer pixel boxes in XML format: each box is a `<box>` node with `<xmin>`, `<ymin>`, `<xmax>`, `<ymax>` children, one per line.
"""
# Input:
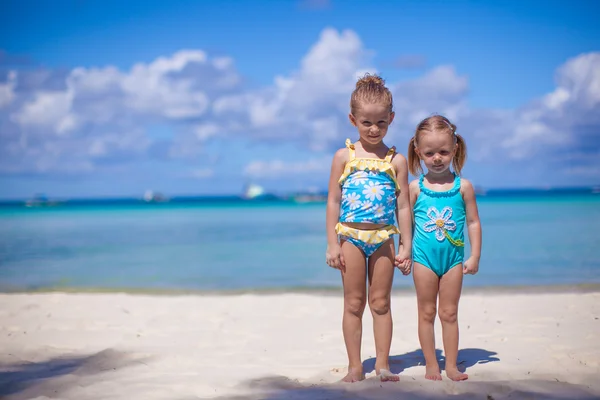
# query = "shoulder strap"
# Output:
<box><xmin>345</xmin><ymin>139</ymin><xmax>355</xmax><ymax>160</ymax></box>
<box><xmin>384</xmin><ymin>146</ymin><xmax>396</xmax><ymax>163</ymax></box>
<box><xmin>454</xmin><ymin>173</ymin><xmax>461</xmax><ymax>190</ymax></box>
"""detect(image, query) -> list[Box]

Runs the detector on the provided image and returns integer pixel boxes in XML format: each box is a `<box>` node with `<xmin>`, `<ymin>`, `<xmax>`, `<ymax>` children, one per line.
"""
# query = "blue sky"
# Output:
<box><xmin>1</xmin><ymin>0</ymin><xmax>599</xmax><ymax>199</ymax></box>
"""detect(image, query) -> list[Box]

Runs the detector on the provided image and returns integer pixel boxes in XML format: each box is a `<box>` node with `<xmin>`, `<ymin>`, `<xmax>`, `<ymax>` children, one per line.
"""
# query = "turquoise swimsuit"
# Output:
<box><xmin>412</xmin><ymin>174</ymin><xmax>465</xmax><ymax>276</ymax></box>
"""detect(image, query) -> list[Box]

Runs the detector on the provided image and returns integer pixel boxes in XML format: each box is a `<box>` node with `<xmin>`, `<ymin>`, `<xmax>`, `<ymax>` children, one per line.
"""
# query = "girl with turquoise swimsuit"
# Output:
<box><xmin>407</xmin><ymin>115</ymin><xmax>482</xmax><ymax>382</ymax></box>
<box><xmin>325</xmin><ymin>74</ymin><xmax>413</xmax><ymax>383</ymax></box>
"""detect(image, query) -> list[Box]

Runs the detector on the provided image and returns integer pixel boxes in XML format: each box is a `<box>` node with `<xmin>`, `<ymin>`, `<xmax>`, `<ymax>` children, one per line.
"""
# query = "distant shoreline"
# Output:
<box><xmin>1</xmin><ymin>189</ymin><xmax>599</xmax><ymax>209</ymax></box>
<box><xmin>1</xmin><ymin>283</ymin><xmax>598</xmax><ymax>296</ymax></box>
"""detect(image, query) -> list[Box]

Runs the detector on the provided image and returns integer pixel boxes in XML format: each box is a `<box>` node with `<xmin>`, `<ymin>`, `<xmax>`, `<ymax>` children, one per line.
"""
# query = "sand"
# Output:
<box><xmin>0</xmin><ymin>289</ymin><xmax>599</xmax><ymax>399</ymax></box>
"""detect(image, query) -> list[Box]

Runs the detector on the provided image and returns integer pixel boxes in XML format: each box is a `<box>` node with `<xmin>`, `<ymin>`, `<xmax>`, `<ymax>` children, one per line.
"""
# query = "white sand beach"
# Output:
<box><xmin>1</xmin><ymin>289</ymin><xmax>599</xmax><ymax>400</ymax></box>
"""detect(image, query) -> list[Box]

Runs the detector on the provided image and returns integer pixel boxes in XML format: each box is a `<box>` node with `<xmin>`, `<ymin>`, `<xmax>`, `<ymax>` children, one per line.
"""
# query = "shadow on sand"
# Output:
<box><xmin>208</xmin><ymin>375</ymin><xmax>600</xmax><ymax>400</ymax></box>
<box><xmin>362</xmin><ymin>347</ymin><xmax>501</xmax><ymax>375</ymax></box>
<box><xmin>0</xmin><ymin>349</ymin><xmax>150</xmax><ymax>399</ymax></box>
<box><xmin>206</xmin><ymin>348</ymin><xmax>596</xmax><ymax>400</ymax></box>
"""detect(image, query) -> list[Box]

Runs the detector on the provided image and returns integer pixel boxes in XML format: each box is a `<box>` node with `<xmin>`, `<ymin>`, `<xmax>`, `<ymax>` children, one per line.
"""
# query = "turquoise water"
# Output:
<box><xmin>0</xmin><ymin>196</ymin><xmax>599</xmax><ymax>292</ymax></box>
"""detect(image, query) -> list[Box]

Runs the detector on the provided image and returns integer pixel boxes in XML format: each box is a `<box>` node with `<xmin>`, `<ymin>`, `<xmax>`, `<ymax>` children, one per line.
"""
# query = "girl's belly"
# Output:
<box><xmin>340</xmin><ymin>222</ymin><xmax>388</xmax><ymax>230</ymax></box>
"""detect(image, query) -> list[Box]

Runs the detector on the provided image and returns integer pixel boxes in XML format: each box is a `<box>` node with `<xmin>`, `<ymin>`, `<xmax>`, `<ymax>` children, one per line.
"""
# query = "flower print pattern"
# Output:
<box><xmin>344</xmin><ymin>192</ymin><xmax>361</xmax><ymax>210</ymax></box>
<box><xmin>373</xmin><ymin>204</ymin><xmax>385</xmax><ymax>218</ymax></box>
<box><xmin>350</xmin><ymin>171</ymin><xmax>369</xmax><ymax>186</ymax></box>
<box><xmin>363</xmin><ymin>181</ymin><xmax>384</xmax><ymax>201</ymax></box>
<box><xmin>339</xmin><ymin>168</ymin><xmax>397</xmax><ymax>226</ymax></box>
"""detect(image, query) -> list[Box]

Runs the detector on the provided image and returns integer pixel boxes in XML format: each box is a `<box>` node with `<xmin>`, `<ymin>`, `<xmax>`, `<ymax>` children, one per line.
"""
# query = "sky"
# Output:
<box><xmin>0</xmin><ymin>0</ymin><xmax>599</xmax><ymax>199</ymax></box>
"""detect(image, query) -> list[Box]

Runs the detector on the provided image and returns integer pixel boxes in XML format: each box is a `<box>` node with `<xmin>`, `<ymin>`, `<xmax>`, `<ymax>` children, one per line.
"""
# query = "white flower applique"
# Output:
<box><xmin>423</xmin><ymin>206</ymin><xmax>457</xmax><ymax>242</ymax></box>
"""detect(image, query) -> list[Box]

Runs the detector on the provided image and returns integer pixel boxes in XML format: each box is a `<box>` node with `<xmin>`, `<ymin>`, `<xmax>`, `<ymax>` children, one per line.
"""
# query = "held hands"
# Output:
<box><xmin>326</xmin><ymin>243</ymin><xmax>346</xmax><ymax>272</ymax></box>
<box><xmin>463</xmin><ymin>256</ymin><xmax>480</xmax><ymax>275</ymax></box>
<box><xmin>394</xmin><ymin>244</ymin><xmax>412</xmax><ymax>275</ymax></box>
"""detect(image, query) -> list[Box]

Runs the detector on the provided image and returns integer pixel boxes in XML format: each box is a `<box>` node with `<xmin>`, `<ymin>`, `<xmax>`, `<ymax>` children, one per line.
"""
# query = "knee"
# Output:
<box><xmin>419</xmin><ymin>304</ymin><xmax>437</xmax><ymax>323</ymax></box>
<box><xmin>368</xmin><ymin>295</ymin><xmax>390</xmax><ymax>316</ymax></box>
<box><xmin>344</xmin><ymin>296</ymin><xmax>366</xmax><ymax>316</ymax></box>
<box><xmin>439</xmin><ymin>307</ymin><xmax>458</xmax><ymax>324</ymax></box>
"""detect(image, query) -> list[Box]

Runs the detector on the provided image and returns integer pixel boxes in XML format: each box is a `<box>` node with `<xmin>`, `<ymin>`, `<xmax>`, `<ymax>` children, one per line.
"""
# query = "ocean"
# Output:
<box><xmin>1</xmin><ymin>193</ymin><xmax>599</xmax><ymax>293</ymax></box>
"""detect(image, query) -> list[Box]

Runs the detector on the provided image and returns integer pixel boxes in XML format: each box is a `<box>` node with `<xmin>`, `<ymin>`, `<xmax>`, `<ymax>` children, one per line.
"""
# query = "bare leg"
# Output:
<box><xmin>340</xmin><ymin>239</ymin><xmax>367</xmax><ymax>382</ymax></box>
<box><xmin>367</xmin><ymin>239</ymin><xmax>399</xmax><ymax>382</ymax></box>
<box><xmin>413</xmin><ymin>262</ymin><xmax>442</xmax><ymax>381</ymax></box>
<box><xmin>439</xmin><ymin>264</ymin><xmax>468</xmax><ymax>381</ymax></box>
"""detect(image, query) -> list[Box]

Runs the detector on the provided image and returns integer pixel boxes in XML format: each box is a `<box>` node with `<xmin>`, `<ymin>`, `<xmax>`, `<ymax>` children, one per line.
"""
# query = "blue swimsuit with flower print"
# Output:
<box><xmin>336</xmin><ymin>139</ymin><xmax>401</xmax><ymax>257</ymax></box>
<box><xmin>412</xmin><ymin>174</ymin><xmax>466</xmax><ymax>276</ymax></box>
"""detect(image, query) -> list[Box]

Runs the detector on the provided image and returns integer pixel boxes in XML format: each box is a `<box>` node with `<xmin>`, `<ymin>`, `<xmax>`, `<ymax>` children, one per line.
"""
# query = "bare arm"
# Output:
<box><xmin>408</xmin><ymin>180</ymin><xmax>420</xmax><ymax>209</ymax></box>
<box><xmin>393</xmin><ymin>154</ymin><xmax>413</xmax><ymax>252</ymax></box>
<box><xmin>325</xmin><ymin>148</ymin><xmax>347</xmax><ymax>270</ymax></box>
<box><xmin>461</xmin><ymin>179</ymin><xmax>482</xmax><ymax>274</ymax></box>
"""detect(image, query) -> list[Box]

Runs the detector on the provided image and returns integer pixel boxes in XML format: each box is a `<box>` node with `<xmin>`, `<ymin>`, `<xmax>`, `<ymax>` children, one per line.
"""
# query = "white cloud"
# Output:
<box><xmin>503</xmin><ymin>52</ymin><xmax>600</xmax><ymax>156</ymax></box>
<box><xmin>12</xmin><ymin>90</ymin><xmax>75</xmax><ymax>133</ymax></box>
<box><xmin>213</xmin><ymin>28</ymin><xmax>376</xmax><ymax>145</ymax></box>
<box><xmin>1</xmin><ymin>49</ymin><xmax>243</xmax><ymax>174</ymax></box>
<box><xmin>243</xmin><ymin>157</ymin><xmax>330</xmax><ymax>179</ymax></box>
<box><xmin>1</xmin><ymin>28</ymin><xmax>598</xmax><ymax>186</ymax></box>
<box><xmin>189</xmin><ymin>168</ymin><xmax>214</xmax><ymax>179</ymax></box>
<box><xmin>0</xmin><ymin>70</ymin><xmax>16</xmax><ymax>108</ymax></box>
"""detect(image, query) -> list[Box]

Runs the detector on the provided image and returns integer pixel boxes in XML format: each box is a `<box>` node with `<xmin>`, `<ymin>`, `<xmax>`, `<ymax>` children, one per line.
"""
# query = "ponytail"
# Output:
<box><xmin>407</xmin><ymin>137</ymin><xmax>422</xmax><ymax>176</ymax></box>
<box><xmin>452</xmin><ymin>133</ymin><xmax>467</xmax><ymax>175</ymax></box>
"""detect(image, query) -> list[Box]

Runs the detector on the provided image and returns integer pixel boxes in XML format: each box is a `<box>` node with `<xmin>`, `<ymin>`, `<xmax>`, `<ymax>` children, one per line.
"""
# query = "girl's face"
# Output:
<box><xmin>349</xmin><ymin>103</ymin><xmax>394</xmax><ymax>147</ymax></box>
<box><xmin>415</xmin><ymin>131</ymin><xmax>457</xmax><ymax>175</ymax></box>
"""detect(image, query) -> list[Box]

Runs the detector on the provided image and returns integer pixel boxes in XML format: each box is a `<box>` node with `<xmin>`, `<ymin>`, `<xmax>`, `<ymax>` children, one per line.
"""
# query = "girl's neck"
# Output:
<box><xmin>357</xmin><ymin>138</ymin><xmax>387</xmax><ymax>153</ymax></box>
<box><xmin>425</xmin><ymin>170</ymin><xmax>455</xmax><ymax>184</ymax></box>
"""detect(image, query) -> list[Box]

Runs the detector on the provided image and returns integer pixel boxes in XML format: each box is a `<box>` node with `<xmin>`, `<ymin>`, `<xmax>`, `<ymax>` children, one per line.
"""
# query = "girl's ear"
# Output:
<box><xmin>348</xmin><ymin>113</ymin><xmax>357</xmax><ymax>127</ymax></box>
<box><xmin>414</xmin><ymin>146</ymin><xmax>421</xmax><ymax>159</ymax></box>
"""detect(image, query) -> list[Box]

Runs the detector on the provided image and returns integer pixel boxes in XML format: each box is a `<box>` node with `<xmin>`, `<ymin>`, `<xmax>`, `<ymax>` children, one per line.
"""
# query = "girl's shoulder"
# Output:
<box><xmin>458</xmin><ymin>177</ymin><xmax>478</xmax><ymax>202</ymax></box>
<box><xmin>408</xmin><ymin>179</ymin><xmax>421</xmax><ymax>194</ymax></box>
<box><xmin>389</xmin><ymin>148</ymin><xmax>407</xmax><ymax>164</ymax></box>
<box><xmin>459</xmin><ymin>177</ymin><xmax>473</xmax><ymax>193</ymax></box>
<box><xmin>333</xmin><ymin>146</ymin><xmax>350</xmax><ymax>162</ymax></box>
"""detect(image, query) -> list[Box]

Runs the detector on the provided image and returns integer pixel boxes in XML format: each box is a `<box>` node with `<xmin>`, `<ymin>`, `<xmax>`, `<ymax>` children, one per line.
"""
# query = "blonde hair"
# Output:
<box><xmin>350</xmin><ymin>73</ymin><xmax>393</xmax><ymax>115</ymax></box>
<box><xmin>407</xmin><ymin>115</ymin><xmax>467</xmax><ymax>176</ymax></box>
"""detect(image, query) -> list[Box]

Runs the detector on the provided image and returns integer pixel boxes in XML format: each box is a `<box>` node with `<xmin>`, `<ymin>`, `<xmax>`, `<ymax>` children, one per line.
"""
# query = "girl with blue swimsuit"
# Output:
<box><xmin>407</xmin><ymin>115</ymin><xmax>482</xmax><ymax>382</ymax></box>
<box><xmin>326</xmin><ymin>74</ymin><xmax>413</xmax><ymax>383</ymax></box>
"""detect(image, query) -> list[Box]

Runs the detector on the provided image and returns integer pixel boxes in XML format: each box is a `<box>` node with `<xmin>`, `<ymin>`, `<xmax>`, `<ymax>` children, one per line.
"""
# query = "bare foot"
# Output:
<box><xmin>425</xmin><ymin>364</ymin><xmax>442</xmax><ymax>381</ymax></box>
<box><xmin>341</xmin><ymin>368</ymin><xmax>365</xmax><ymax>383</ymax></box>
<box><xmin>446</xmin><ymin>368</ymin><xmax>468</xmax><ymax>381</ymax></box>
<box><xmin>376</xmin><ymin>368</ymin><xmax>400</xmax><ymax>382</ymax></box>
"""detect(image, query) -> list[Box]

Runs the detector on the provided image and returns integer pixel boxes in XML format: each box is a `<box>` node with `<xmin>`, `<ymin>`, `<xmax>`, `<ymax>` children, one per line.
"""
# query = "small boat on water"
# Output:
<box><xmin>242</xmin><ymin>183</ymin><xmax>266</xmax><ymax>200</ymax></box>
<box><xmin>24</xmin><ymin>193</ymin><xmax>61</xmax><ymax>207</ymax></box>
<box><xmin>143</xmin><ymin>190</ymin><xmax>169</xmax><ymax>203</ymax></box>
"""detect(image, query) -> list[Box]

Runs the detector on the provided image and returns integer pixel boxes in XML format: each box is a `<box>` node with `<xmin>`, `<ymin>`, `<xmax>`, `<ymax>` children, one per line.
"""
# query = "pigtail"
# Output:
<box><xmin>452</xmin><ymin>133</ymin><xmax>467</xmax><ymax>175</ymax></box>
<box><xmin>407</xmin><ymin>137</ymin><xmax>422</xmax><ymax>176</ymax></box>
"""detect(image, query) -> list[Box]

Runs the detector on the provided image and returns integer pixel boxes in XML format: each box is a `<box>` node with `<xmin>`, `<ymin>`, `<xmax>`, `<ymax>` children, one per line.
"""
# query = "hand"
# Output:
<box><xmin>394</xmin><ymin>245</ymin><xmax>412</xmax><ymax>276</ymax></box>
<box><xmin>463</xmin><ymin>256</ymin><xmax>479</xmax><ymax>275</ymax></box>
<box><xmin>326</xmin><ymin>243</ymin><xmax>345</xmax><ymax>272</ymax></box>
